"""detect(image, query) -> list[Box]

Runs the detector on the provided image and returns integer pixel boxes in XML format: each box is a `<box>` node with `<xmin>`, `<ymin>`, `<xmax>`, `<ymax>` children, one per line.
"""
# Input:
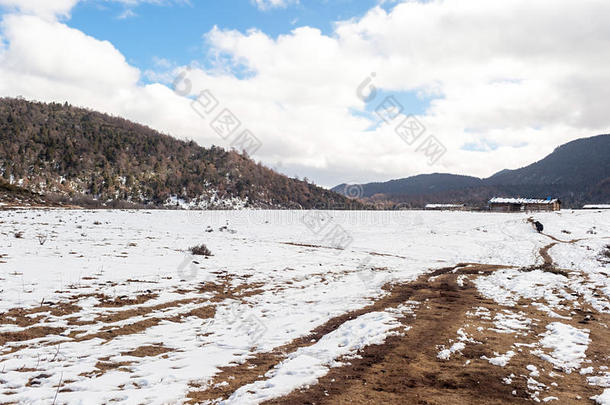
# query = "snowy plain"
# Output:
<box><xmin>0</xmin><ymin>209</ymin><xmax>608</xmax><ymax>404</ymax></box>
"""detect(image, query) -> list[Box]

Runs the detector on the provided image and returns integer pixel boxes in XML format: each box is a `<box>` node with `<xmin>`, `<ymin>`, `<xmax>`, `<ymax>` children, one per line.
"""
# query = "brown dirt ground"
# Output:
<box><xmin>95</xmin><ymin>293</ymin><xmax>159</xmax><ymax>308</ymax></box>
<box><xmin>121</xmin><ymin>344</ymin><xmax>174</xmax><ymax>358</ymax></box>
<box><xmin>186</xmin><ymin>264</ymin><xmax>507</xmax><ymax>404</ymax></box>
<box><xmin>94</xmin><ymin>298</ymin><xmax>200</xmax><ymax>323</ymax></box>
<box><xmin>79</xmin><ymin>359</ymin><xmax>134</xmax><ymax>378</ymax></box>
<box><xmin>187</xmin><ymin>251</ymin><xmax>609</xmax><ymax>405</ymax></box>
<box><xmin>0</xmin><ymin>326</ymin><xmax>65</xmax><ymax>346</ymax></box>
<box><xmin>264</xmin><ymin>268</ymin><xmax>608</xmax><ymax>405</ymax></box>
<box><xmin>0</xmin><ymin>303</ymin><xmax>82</xmax><ymax>327</ymax></box>
<box><xmin>0</xmin><ymin>278</ymin><xmax>264</xmax><ymax>353</ymax></box>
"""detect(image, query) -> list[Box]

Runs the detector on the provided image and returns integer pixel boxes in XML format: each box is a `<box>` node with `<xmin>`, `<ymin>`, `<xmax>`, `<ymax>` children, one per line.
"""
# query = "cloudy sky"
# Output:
<box><xmin>0</xmin><ymin>0</ymin><xmax>608</xmax><ymax>187</ymax></box>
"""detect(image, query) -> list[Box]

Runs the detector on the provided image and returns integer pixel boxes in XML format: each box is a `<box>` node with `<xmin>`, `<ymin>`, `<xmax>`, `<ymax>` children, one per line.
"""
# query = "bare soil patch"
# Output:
<box><xmin>0</xmin><ymin>303</ymin><xmax>81</xmax><ymax>327</ymax></box>
<box><xmin>186</xmin><ymin>264</ymin><xmax>507</xmax><ymax>404</ymax></box>
<box><xmin>94</xmin><ymin>298</ymin><xmax>198</xmax><ymax>323</ymax></box>
<box><xmin>79</xmin><ymin>359</ymin><xmax>134</xmax><ymax>378</ymax></box>
<box><xmin>121</xmin><ymin>344</ymin><xmax>174</xmax><ymax>358</ymax></box>
<box><xmin>187</xmin><ymin>252</ymin><xmax>608</xmax><ymax>405</ymax></box>
<box><xmin>265</xmin><ymin>267</ymin><xmax>608</xmax><ymax>404</ymax></box>
<box><xmin>0</xmin><ymin>326</ymin><xmax>65</xmax><ymax>346</ymax></box>
<box><xmin>74</xmin><ymin>318</ymin><xmax>161</xmax><ymax>342</ymax></box>
<box><xmin>95</xmin><ymin>293</ymin><xmax>158</xmax><ymax>308</ymax></box>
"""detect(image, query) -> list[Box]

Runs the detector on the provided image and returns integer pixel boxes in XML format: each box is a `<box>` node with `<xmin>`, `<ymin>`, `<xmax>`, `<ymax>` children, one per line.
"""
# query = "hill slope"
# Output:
<box><xmin>334</xmin><ymin>135</ymin><xmax>610</xmax><ymax>208</ymax></box>
<box><xmin>486</xmin><ymin>135</ymin><xmax>610</xmax><ymax>187</ymax></box>
<box><xmin>0</xmin><ymin>98</ymin><xmax>361</xmax><ymax>209</ymax></box>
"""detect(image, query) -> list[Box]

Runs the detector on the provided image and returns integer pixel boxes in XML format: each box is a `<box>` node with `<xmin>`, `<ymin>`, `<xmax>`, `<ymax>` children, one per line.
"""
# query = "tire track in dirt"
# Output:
<box><xmin>541</xmin><ymin>233</ymin><xmax>584</xmax><ymax>244</ymax></box>
<box><xmin>265</xmin><ymin>287</ymin><xmax>607</xmax><ymax>402</ymax></box>
<box><xmin>188</xmin><ymin>240</ymin><xmax>605</xmax><ymax>404</ymax></box>
<box><xmin>264</xmin><ymin>269</ymin><xmax>526</xmax><ymax>405</ymax></box>
<box><xmin>520</xmin><ymin>233</ymin><xmax>585</xmax><ymax>276</ymax></box>
<box><xmin>518</xmin><ymin>242</ymin><xmax>568</xmax><ymax>276</ymax></box>
<box><xmin>540</xmin><ymin>242</ymin><xmax>557</xmax><ymax>266</ymax></box>
<box><xmin>261</xmin><ymin>242</ymin><xmax>608</xmax><ymax>404</ymax></box>
<box><xmin>186</xmin><ymin>264</ymin><xmax>510</xmax><ymax>404</ymax></box>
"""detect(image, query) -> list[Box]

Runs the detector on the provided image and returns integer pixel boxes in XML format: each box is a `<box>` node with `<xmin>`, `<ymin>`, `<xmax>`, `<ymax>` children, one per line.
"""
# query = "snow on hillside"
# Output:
<box><xmin>0</xmin><ymin>209</ymin><xmax>608</xmax><ymax>404</ymax></box>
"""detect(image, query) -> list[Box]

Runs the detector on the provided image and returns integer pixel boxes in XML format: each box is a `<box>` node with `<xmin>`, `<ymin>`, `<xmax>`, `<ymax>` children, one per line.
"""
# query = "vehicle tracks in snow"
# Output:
<box><xmin>187</xmin><ymin>241</ymin><xmax>609</xmax><ymax>405</ymax></box>
<box><xmin>263</xmin><ymin>261</ymin><xmax>610</xmax><ymax>405</ymax></box>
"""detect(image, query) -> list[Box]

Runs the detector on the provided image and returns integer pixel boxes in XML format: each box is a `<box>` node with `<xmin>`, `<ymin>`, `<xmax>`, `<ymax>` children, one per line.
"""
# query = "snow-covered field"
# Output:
<box><xmin>0</xmin><ymin>209</ymin><xmax>608</xmax><ymax>404</ymax></box>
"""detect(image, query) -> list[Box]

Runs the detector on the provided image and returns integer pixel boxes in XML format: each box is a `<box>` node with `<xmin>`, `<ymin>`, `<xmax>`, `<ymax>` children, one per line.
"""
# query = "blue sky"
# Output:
<box><xmin>68</xmin><ymin>0</ymin><xmax>435</xmax><ymax>156</ymax></box>
<box><xmin>68</xmin><ymin>0</ymin><xmax>392</xmax><ymax>75</ymax></box>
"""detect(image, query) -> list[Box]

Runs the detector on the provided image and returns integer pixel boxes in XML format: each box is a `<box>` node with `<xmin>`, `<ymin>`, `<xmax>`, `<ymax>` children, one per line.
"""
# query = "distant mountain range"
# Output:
<box><xmin>333</xmin><ymin>135</ymin><xmax>610</xmax><ymax>208</ymax></box>
<box><xmin>0</xmin><ymin>98</ymin><xmax>363</xmax><ymax>209</ymax></box>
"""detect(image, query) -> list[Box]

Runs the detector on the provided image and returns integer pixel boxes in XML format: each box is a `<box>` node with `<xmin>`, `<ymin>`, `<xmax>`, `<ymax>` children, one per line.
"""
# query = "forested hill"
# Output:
<box><xmin>0</xmin><ymin>98</ymin><xmax>361</xmax><ymax>209</ymax></box>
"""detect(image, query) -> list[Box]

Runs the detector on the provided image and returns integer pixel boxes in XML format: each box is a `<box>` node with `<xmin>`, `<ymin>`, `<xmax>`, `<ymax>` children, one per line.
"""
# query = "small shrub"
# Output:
<box><xmin>190</xmin><ymin>244</ymin><xmax>212</xmax><ymax>257</ymax></box>
<box><xmin>14</xmin><ymin>231</ymin><xmax>23</xmax><ymax>239</ymax></box>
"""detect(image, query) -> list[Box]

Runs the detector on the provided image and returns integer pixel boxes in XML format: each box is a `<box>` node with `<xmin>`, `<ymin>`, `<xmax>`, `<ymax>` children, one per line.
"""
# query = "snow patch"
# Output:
<box><xmin>482</xmin><ymin>350</ymin><xmax>515</xmax><ymax>367</ymax></box>
<box><xmin>437</xmin><ymin>342</ymin><xmax>465</xmax><ymax>360</ymax></box>
<box><xmin>534</xmin><ymin>322</ymin><xmax>590</xmax><ymax>373</ymax></box>
<box><xmin>592</xmin><ymin>389</ymin><xmax>610</xmax><ymax>405</ymax></box>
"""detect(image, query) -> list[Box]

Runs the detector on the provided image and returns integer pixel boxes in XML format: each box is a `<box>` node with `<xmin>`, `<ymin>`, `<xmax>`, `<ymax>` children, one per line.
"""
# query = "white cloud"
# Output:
<box><xmin>0</xmin><ymin>0</ymin><xmax>189</xmax><ymax>20</ymax></box>
<box><xmin>0</xmin><ymin>14</ymin><xmax>139</xmax><ymax>88</ymax></box>
<box><xmin>1</xmin><ymin>0</ymin><xmax>609</xmax><ymax>187</ymax></box>
<box><xmin>0</xmin><ymin>0</ymin><xmax>79</xmax><ymax>20</ymax></box>
<box><xmin>117</xmin><ymin>8</ymin><xmax>137</xmax><ymax>19</ymax></box>
<box><xmin>251</xmin><ymin>0</ymin><xmax>298</xmax><ymax>11</ymax></box>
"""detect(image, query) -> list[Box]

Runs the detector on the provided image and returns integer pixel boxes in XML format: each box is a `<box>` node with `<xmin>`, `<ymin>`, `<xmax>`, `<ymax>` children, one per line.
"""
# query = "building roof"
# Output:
<box><xmin>583</xmin><ymin>204</ymin><xmax>610</xmax><ymax>209</ymax></box>
<box><xmin>489</xmin><ymin>197</ymin><xmax>559</xmax><ymax>205</ymax></box>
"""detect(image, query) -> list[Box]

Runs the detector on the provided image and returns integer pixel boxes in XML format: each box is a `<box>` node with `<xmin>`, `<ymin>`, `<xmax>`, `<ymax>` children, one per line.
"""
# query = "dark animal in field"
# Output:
<box><xmin>533</xmin><ymin>221</ymin><xmax>544</xmax><ymax>233</ymax></box>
